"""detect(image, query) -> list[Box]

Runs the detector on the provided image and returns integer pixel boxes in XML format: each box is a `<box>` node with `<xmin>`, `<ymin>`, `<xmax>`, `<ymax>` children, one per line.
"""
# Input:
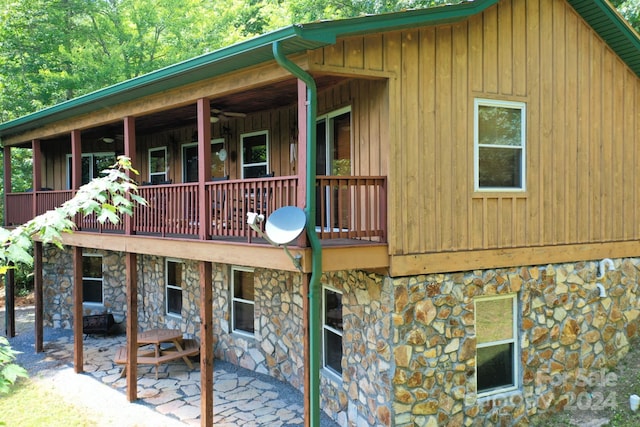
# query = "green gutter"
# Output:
<box><xmin>272</xmin><ymin>41</ymin><xmax>322</xmax><ymax>427</ymax></box>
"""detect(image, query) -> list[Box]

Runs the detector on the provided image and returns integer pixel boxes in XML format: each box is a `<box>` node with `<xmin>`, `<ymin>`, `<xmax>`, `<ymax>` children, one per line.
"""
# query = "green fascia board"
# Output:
<box><xmin>568</xmin><ymin>0</ymin><xmax>640</xmax><ymax>76</ymax></box>
<box><xmin>2</xmin><ymin>0</ymin><xmax>639</xmax><ymax>140</ymax></box>
<box><xmin>0</xmin><ymin>0</ymin><xmax>500</xmax><ymax>139</ymax></box>
<box><xmin>0</xmin><ymin>27</ymin><xmax>325</xmax><ymax>139</ymax></box>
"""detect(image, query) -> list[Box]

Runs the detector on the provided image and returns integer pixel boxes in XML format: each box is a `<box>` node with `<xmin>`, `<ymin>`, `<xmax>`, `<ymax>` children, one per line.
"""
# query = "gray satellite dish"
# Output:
<box><xmin>265</xmin><ymin>206</ymin><xmax>306</xmax><ymax>245</ymax></box>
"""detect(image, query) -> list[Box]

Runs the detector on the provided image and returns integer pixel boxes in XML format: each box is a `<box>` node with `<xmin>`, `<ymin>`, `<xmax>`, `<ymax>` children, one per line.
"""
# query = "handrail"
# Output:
<box><xmin>5</xmin><ymin>177</ymin><xmax>387</xmax><ymax>243</ymax></box>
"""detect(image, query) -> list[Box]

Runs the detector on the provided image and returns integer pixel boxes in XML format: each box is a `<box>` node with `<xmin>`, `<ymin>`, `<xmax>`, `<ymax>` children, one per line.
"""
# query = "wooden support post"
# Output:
<box><xmin>125</xmin><ymin>252</ymin><xmax>138</xmax><ymax>401</ymax></box>
<box><xmin>34</xmin><ymin>242</ymin><xmax>44</xmax><ymax>352</ymax></box>
<box><xmin>197</xmin><ymin>98</ymin><xmax>211</xmax><ymax>241</ymax></box>
<box><xmin>124</xmin><ymin>117</ymin><xmax>136</xmax><ymax>236</ymax></box>
<box><xmin>4</xmin><ymin>265</ymin><xmax>15</xmax><ymax>337</ymax></box>
<box><xmin>72</xmin><ymin>247</ymin><xmax>83</xmax><ymax>373</ymax></box>
<box><xmin>199</xmin><ymin>261</ymin><xmax>214</xmax><ymax>426</ymax></box>
<box><xmin>71</xmin><ymin>130</ymin><xmax>82</xmax><ymax>190</ymax></box>
<box><xmin>32</xmin><ymin>139</ymin><xmax>42</xmax><ymax>218</ymax></box>
<box><xmin>3</xmin><ymin>146</ymin><xmax>11</xmax><ymax>227</ymax></box>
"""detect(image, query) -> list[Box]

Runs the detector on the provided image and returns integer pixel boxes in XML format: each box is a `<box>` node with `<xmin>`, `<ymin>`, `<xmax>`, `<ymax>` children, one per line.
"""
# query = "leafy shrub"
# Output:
<box><xmin>0</xmin><ymin>337</ymin><xmax>27</xmax><ymax>394</ymax></box>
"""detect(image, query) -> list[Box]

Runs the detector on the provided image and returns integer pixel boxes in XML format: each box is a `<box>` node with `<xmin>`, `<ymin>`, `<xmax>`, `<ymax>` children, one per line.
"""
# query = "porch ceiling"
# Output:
<box><xmin>25</xmin><ymin>74</ymin><xmax>345</xmax><ymax>147</ymax></box>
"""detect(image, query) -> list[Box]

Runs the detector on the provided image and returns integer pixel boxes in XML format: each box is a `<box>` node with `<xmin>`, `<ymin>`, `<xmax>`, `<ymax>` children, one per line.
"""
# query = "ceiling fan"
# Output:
<box><xmin>210</xmin><ymin>108</ymin><xmax>246</xmax><ymax>123</ymax></box>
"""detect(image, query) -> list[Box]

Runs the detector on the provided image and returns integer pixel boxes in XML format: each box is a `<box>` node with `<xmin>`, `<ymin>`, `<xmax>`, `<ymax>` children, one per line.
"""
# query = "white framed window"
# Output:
<box><xmin>474</xmin><ymin>99</ymin><xmax>526</xmax><ymax>191</ymax></box>
<box><xmin>475</xmin><ymin>293</ymin><xmax>519</xmax><ymax>397</ymax></box>
<box><xmin>165</xmin><ymin>259</ymin><xmax>183</xmax><ymax>317</ymax></box>
<box><xmin>182</xmin><ymin>138</ymin><xmax>227</xmax><ymax>182</ymax></box>
<box><xmin>66</xmin><ymin>152</ymin><xmax>116</xmax><ymax>189</ymax></box>
<box><xmin>231</xmin><ymin>266</ymin><xmax>255</xmax><ymax>336</ymax></box>
<box><xmin>241</xmin><ymin>131</ymin><xmax>269</xmax><ymax>178</ymax></box>
<box><xmin>322</xmin><ymin>286</ymin><xmax>343</xmax><ymax>380</ymax></box>
<box><xmin>82</xmin><ymin>254</ymin><xmax>103</xmax><ymax>304</ymax></box>
<box><xmin>148</xmin><ymin>147</ymin><xmax>168</xmax><ymax>184</ymax></box>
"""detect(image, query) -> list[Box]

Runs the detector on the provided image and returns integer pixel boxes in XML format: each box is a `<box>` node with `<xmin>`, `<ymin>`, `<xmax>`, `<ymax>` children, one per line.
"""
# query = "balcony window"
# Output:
<box><xmin>149</xmin><ymin>147</ymin><xmax>168</xmax><ymax>184</ymax></box>
<box><xmin>241</xmin><ymin>131</ymin><xmax>268</xmax><ymax>178</ymax></box>
<box><xmin>67</xmin><ymin>153</ymin><xmax>115</xmax><ymax>188</ymax></box>
<box><xmin>182</xmin><ymin>138</ymin><xmax>226</xmax><ymax>182</ymax></box>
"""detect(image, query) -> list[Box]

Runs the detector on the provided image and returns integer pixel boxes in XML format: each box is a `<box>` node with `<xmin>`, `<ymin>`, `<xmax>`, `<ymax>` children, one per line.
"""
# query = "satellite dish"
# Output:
<box><xmin>265</xmin><ymin>206</ymin><xmax>306</xmax><ymax>245</ymax></box>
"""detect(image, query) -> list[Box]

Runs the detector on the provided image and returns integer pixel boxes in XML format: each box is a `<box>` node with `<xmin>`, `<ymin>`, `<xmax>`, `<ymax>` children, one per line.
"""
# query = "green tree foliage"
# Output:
<box><xmin>0</xmin><ymin>156</ymin><xmax>144</xmax><ymax>395</ymax></box>
<box><xmin>611</xmin><ymin>0</ymin><xmax>640</xmax><ymax>32</ymax></box>
<box><xmin>0</xmin><ymin>336</ymin><xmax>26</xmax><ymax>395</ymax></box>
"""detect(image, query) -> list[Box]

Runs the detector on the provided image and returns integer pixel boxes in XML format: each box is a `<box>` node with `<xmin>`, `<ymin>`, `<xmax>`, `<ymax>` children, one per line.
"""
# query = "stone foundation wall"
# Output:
<box><xmin>391</xmin><ymin>259</ymin><xmax>640</xmax><ymax>426</ymax></box>
<box><xmin>41</xmin><ymin>246</ymin><xmax>640</xmax><ymax>426</ymax></box>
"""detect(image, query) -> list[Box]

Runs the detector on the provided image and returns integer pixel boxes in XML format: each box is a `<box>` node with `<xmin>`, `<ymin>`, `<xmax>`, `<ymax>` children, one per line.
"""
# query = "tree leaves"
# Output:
<box><xmin>0</xmin><ymin>156</ymin><xmax>146</xmax><ymax>268</ymax></box>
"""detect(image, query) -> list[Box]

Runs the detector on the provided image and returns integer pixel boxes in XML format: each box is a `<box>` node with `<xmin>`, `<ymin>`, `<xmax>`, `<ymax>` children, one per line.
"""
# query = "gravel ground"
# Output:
<box><xmin>2</xmin><ymin>306</ymin><xmax>340</xmax><ymax>427</ymax></box>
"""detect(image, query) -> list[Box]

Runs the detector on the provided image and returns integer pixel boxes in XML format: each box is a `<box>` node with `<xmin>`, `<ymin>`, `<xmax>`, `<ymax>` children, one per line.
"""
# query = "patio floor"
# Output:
<box><xmin>4</xmin><ymin>307</ymin><xmax>339</xmax><ymax>427</ymax></box>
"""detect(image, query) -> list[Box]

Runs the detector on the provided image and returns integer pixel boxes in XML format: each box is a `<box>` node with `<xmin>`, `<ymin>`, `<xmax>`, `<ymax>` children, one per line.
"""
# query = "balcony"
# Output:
<box><xmin>6</xmin><ymin>176</ymin><xmax>387</xmax><ymax>244</ymax></box>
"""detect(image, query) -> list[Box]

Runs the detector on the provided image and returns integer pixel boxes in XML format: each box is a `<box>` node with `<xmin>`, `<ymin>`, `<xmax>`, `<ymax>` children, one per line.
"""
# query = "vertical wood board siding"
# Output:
<box><xmin>314</xmin><ymin>0</ymin><xmax>640</xmax><ymax>257</ymax></box>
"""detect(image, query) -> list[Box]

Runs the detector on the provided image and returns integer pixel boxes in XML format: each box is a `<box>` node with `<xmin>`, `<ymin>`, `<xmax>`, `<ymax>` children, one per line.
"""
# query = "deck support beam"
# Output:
<box><xmin>34</xmin><ymin>242</ymin><xmax>44</xmax><ymax>352</ymax></box>
<box><xmin>72</xmin><ymin>246</ymin><xmax>83</xmax><ymax>373</ymax></box>
<box><xmin>125</xmin><ymin>252</ymin><xmax>138</xmax><ymax>401</ymax></box>
<box><xmin>199</xmin><ymin>260</ymin><xmax>214</xmax><ymax>426</ymax></box>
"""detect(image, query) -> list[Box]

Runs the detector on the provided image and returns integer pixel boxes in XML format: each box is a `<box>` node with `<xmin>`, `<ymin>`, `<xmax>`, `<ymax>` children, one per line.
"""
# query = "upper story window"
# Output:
<box><xmin>149</xmin><ymin>147</ymin><xmax>168</xmax><ymax>184</ymax></box>
<box><xmin>182</xmin><ymin>138</ymin><xmax>227</xmax><ymax>183</ymax></box>
<box><xmin>82</xmin><ymin>254</ymin><xmax>103</xmax><ymax>304</ymax></box>
<box><xmin>67</xmin><ymin>153</ymin><xmax>115</xmax><ymax>189</ymax></box>
<box><xmin>165</xmin><ymin>259</ymin><xmax>183</xmax><ymax>317</ymax></box>
<box><xmin>476</xmin><ymin>294</ymin><xmax>519</xmax><ymax>396</ymax></box>
<box><xmin>474</xmin><ymin>99</ymin><xmax>526</xmax><ymax>191</ymax></box>
<box><xmin>231</xmin><ymin>266</ymin><xmax>255</xmax><ymax>336</ymax></box>
<box><xmin>241</xmin><ymin>131</ymin><xmax>269</xmax><ymax>178</ymax></box>
<box><xmin>322</xmin><ymin>286</ymin><xmax>343</xmax><ymax>380</ymax></box>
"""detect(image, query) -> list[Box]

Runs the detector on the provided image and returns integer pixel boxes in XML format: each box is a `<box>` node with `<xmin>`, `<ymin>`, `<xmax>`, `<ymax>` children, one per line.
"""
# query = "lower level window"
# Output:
<box><xmin>166</xmin><ymin>260</ymin><xmax>183</xmax><ymax>316</ymax></box>
<box><xmin>322</xmin><ymin>286</ymin><xmax>343</xmax><ymax>377</ymax></box>
<box><xmin>82</xmin><ymin>254</ymin><xmax>103</xmax><ymax>304</ymax></box>
<box><xmin>476</xmin><ymin>294</ymin><xmax>518</xmax><ymax>395</ymax></box>
<box><xmin>232</xmin><ymin>267</ymin><xmax>255</xmax><ymax>335</ymax></box>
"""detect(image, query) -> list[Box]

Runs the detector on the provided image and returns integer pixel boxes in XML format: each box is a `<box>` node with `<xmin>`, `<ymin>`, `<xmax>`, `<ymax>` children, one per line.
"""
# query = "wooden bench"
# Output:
<box><xmin>114</xmin><ymin>339</ymin><xmax>200</xmax><ymax>379</ymax></box>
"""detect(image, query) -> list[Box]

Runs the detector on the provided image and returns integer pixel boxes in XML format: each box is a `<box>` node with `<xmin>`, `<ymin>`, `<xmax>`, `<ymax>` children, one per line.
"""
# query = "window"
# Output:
<box><xmin>316</xmin><ymin>107</ymin><xmax>352</xmax><ymax>230</ymax></box>
<box><xmin>149</xmin><ymin>147</ymin><xmax>168</xmax><ymax>184</ymax></box>
<box><xmin>474</xmin><ymin>99</ymin><xmax>526</xmax><ymax>191</ymax></box>
<box><xmin>165</xmin><ymin>260</ymin><xmax>183</xmax><ymax>317</ymax></box>
<box><xmin>475</xmin><ymin>294</ymin><xmax>518</xmax><ymax>396</ymax></box>
<box><xmin>241</xmin><ymin>131</ymin><xmax>268</xmax><ymax>178</ymax></box>
<box><xmin>67</xmin><ymin>153</ymin><xmax>116</xmax><ymax>188</ymax></box>
<box><xmin>232</xmin><ymin>267</ymin><xmax>255</xmax><ymax>335</ymax></box>
<box><xmin>182</xmin><ymin>138</ymin><xmax>226</xmax><ymax>183</ymax></box>
<box><xmin>322</xmin><ymin>286</ymin><xmax>343</xmax><ymax>378</ymax></box>
<box><xmin>82</xmin><ymin>254</ymin><xmax>103</xmax><ymax>304</ymax></box>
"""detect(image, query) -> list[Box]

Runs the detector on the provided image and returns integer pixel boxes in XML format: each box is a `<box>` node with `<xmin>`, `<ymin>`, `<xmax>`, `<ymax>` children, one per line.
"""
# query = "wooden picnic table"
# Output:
<box><xmin>115</xmin><ymin>328</ymin><xmax>199</xmax><ymax>379</ymax></box>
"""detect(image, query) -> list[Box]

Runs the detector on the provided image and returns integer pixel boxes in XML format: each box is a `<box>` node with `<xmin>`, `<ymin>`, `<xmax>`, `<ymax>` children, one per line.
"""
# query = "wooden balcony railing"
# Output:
<box><xmin>5</xmin><ymin>176</ymin><xmax>387</xmax><ymax>243</ymax></box>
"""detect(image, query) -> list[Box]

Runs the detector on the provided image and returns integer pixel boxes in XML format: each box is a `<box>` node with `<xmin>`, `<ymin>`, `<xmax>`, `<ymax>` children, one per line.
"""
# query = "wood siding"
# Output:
<box><xmin>36</xmin><ymin>79</ymin><xmax>387</xmax><ymax>188</ymax></box>
<box><xmin>313</xmin><ymin>0</ymin><xmax>640</xmax><ymax>261</ymax></box>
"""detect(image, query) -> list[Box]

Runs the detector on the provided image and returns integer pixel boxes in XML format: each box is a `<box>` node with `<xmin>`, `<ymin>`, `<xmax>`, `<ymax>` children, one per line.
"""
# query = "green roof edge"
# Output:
<box><xmin>2</xmin><ymin>0</ymin><xmax>639</xmax><ymax>139</ymax></box>
<box><xmin>567</xmin><ymin>0</ymin><xmax>640</xmax><ymax>75</ymax></box>
<box><xmin>0</xmin><ymin>0</ymin><xmax>499</xmax><ymax>138</ymax></box>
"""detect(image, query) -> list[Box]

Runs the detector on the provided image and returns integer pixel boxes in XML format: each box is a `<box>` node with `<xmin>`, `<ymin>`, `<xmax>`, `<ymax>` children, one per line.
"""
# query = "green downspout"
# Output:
<box><xmin>272</xmin><ymin>41</ymin><xmax>322</xmax><ymax>427</ymax></box>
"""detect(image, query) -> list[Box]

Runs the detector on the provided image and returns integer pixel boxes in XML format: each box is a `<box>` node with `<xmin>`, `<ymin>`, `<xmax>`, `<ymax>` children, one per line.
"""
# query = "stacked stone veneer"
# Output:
<box><xmin>41</xmin><ymin>246</ymin><xmax>640</xmax><ymax>426</ymax></box>
<box><xmin>390</xmin><ymin>260</ymin><xmax>640</xmax><ymax>426</ymax></box>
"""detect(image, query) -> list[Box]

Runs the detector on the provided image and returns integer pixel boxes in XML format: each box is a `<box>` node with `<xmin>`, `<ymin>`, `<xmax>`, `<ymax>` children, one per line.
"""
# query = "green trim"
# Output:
<box><xmin>567</xmin><ymin>0</ymin><xmax>640</xmax><ymax>76</ymax></box>
<box><xmin>1</xmin><ymin>0</ymin><xmax>639</xmax><ymax>139</ymax></box>
<box><xmin>0</xmin><ymin>0</ymin><xmax>500</xmax><ymax>139</ymax></box>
